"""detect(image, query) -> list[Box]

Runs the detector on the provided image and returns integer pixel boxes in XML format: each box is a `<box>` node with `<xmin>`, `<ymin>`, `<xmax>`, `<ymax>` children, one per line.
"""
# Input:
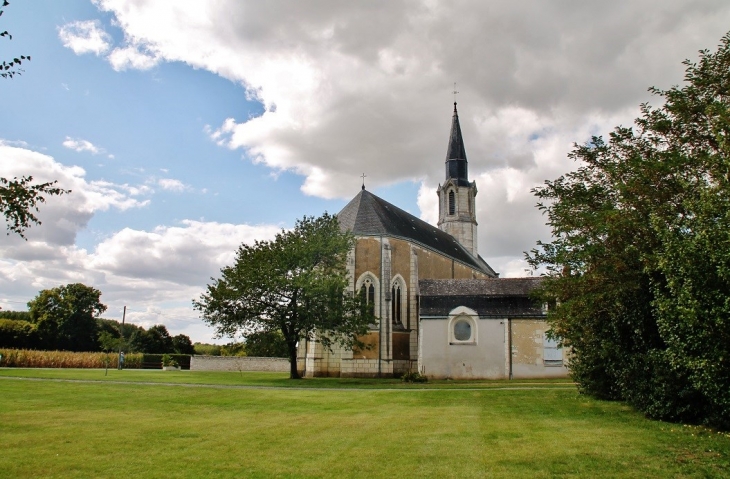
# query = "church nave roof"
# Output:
<box><xmin>338</xmin><ymin>189</ymin><xmax>497</xmax><ymax>276</ymax></box>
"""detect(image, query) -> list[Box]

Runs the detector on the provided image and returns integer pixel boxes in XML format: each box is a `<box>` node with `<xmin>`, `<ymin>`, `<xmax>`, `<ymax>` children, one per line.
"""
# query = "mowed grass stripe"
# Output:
<box><xmin>1</xmin><ymin>374</ymin><xmax>729</xmax><ymax>478</ymax></box>
<box><xmin>0</xmin><ymin>368</ymin><xmax>575</xmax><ymax>390</ymax></box>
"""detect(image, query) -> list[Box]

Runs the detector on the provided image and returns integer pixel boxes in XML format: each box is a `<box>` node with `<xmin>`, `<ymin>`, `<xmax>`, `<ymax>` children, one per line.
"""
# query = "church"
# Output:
<box><xmin>297</xmin><ymin>103</ymin><xmax>568</xmax><ymax>380</ymax></box>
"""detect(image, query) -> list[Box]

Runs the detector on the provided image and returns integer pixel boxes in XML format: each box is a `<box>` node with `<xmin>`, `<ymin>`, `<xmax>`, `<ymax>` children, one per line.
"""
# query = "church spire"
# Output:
<box><xmin>445</xmin><ymin>102</ymin><xmax>469</xmax><ymax>186</ymax></box>
<box><xmin>438</xmin><ymin>102</ymin><xmax>479</xmax><ymax>257</ymax></box>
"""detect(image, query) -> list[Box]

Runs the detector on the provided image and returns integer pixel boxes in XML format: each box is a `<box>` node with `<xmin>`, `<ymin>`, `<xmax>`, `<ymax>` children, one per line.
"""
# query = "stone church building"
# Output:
<box><xmin>297</xmin><ymin>103</ymin><xmax>568</xmax><ymax>379</ymax></box>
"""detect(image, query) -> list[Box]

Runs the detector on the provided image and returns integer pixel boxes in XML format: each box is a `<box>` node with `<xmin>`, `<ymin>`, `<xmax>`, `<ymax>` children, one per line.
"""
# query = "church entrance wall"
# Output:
<box><xmin>419</xmin><ymin>309</ymin><xmax>507</xmax><ymax>380</ymax></box>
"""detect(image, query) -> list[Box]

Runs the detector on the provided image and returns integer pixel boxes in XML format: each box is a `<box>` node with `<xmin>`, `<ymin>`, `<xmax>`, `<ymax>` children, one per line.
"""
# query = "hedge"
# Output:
<box><xmin>141</xmin><ymin>354</ymin><xmax>191</xmax><ymax>370</ymax></box>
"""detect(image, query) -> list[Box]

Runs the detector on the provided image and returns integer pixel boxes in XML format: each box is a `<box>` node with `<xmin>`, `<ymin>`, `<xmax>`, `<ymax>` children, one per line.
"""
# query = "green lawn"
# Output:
<box><xmin>1</xmin><ymin>369</ymin><xmax>728</xmax><ymax>478</ymax></box>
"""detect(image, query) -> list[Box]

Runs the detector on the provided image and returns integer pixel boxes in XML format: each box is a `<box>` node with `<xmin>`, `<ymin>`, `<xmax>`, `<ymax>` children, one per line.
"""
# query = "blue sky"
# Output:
<box><xmin>1</xmin><ymin>0</ymin><xmax>728</xmax><ymax>342</ymax></box>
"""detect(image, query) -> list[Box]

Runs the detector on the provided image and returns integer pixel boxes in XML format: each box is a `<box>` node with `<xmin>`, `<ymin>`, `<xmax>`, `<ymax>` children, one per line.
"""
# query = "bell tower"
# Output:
<box><xmin>437</xmin><ymin>102</ymin><xmax>478</xmax><ymax>256</ymax></box>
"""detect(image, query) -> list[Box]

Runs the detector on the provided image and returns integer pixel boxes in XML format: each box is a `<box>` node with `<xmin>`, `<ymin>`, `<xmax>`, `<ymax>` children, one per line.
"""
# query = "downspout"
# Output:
<box><xmin>507</xmin><ymin>318</ymin><xmax>513</xmax><ymax>380</ymax></box>
<box><xmin>378</xmin><ymin>235</ymin><xmax>383</xmax><ymax>378</ymax></box>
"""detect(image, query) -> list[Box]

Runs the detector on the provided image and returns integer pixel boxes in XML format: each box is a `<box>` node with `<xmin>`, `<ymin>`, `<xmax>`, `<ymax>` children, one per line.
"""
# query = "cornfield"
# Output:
<box><xmin>0</xmin><ymin>349</ymin><xmax>143</xmax><ymax>369</ymax></box>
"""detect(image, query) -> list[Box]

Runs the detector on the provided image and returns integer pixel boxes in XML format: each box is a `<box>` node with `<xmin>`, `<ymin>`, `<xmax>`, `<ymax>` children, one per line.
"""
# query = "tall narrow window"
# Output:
<box><xmin>391</xmin><ymin>283</ymin><xmax>402</xmax><ymax>324</ymax></box>
<box><xmin>360</xmin><ymin>278</ymin><xmax>375</xmax><ymax>316</ymax></box>
<box><xmin>448</xmin><ymin>190</ymin><xmax>455</xmax><ymax>215</ymax></box>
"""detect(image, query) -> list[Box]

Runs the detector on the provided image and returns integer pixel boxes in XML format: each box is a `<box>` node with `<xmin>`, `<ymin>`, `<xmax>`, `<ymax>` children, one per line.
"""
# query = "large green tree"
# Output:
<box><xmin>243</xmin><ymin>330</ymin><xmax>288</xmax><ymax>358</ymax></box>
<box><xmin>28</xmin><ymin>283</ymin><xmax>107</xmax><ymax>352</ymax></box>
<box><xmin>194</xmin><ymin>213</ymin><xmax>372</xmax><ymax>379</ymax></box>
<box><xmin>528</xmin><ymin>33</ymin><xmax>730</xmax><ymax>429</ymax></box>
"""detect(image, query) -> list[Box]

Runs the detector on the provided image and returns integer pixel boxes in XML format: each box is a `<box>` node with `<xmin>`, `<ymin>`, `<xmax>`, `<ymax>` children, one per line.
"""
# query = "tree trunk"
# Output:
<box><xmin>288</xmin><ymin>340</ymin><xmax>301</xmax><ymax>379</ymax></box>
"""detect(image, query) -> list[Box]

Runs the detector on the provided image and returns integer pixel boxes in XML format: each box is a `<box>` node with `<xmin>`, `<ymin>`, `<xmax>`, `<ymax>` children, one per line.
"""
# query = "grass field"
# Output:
<box><xmin>1</xmin><ymin>369</ymin><xmax>728</xmax><ymax>478</ymax></box>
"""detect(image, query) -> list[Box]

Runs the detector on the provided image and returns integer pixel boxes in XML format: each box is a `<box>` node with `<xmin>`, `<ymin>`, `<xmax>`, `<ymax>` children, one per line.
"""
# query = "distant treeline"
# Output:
<box><xmin>0</xmin><ymin>310</ymin><xmax>194</xmax><ymax>354</ymax></box>
<box><xmin>193</xmin><ymin>330</ymin><xmax>287</xmax><ymax>358</ymax></box>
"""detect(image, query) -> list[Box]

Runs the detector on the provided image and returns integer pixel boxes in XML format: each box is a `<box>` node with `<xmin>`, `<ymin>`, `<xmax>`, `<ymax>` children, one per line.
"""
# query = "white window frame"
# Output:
<box><xmin>447</xmin><ymin>306</ymin><xmax>478</xmax><ymax>345</ymax></box>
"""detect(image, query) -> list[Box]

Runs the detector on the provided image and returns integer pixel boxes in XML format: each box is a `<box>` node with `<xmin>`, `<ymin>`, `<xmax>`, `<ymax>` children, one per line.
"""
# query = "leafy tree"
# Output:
<box><xmin>129</xmin><ymin>324</ymin><xmax>174</xmax><ymax>354</ymax></box>
<box><xmin>28</xmin><ymin>283</ymin><xmax>106</xmax><ymax>352</ymax></box>
<box><xmin>172</xmin><ymin>334</ymin><xmax>195</xmax><ymax>355</ymax></box>
<box><xmin>1</xmin><ymin>176</ymin><xmax>70</xmax><ymax>238</ymax></box>
<box><xmin>220</xmin><ymin>341</ymin><xmax>246</xmax><ymax>356</ymax></box>
<box><xmin>528</xmin><ymin>32</ymin><xmax>730</xmax><ymax>429</ymax></box>
<box><xmin>0</xmin><ymin>318</ymin><xmax>38</xmax><ymax>348</ymax></box>
<box><xmin>193</xmin><ymin>342</ymin><xmax>223</xmax><ymax>356</ymax></box>
<box><xmin>0</xmin><ymin>0</ymin><xmax>30</xmax><ymax>80</ymax></box>
<box><xmin>194</xmin><ymin>213</ymin><xmax>373</xmax><ymax>379</ymax></box>
<box><xmin>96</xmin><ymin>318</ymin><xmax>141</xmax><ymax>352</ymax></box>
<box><xmin>243</xmin><ymin>330</ymin><xmax>288</xmax><ymax>357</ymax></box>
<box><xmin>1</xmin><ymin>2</ymin><xmax>69</xmax><ymax>238</ymax></box>
<box><xmin>0</xmin><ymin>310</ymin><xmax>30</xmax><ymax>321</ymax></box>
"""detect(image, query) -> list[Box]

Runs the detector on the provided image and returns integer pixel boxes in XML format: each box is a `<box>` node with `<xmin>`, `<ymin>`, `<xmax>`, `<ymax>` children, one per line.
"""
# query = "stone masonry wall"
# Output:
<box><xmin>191</xmin><ymin>356</ymin><xmax>289</xmax><ymax>372</ymax></box>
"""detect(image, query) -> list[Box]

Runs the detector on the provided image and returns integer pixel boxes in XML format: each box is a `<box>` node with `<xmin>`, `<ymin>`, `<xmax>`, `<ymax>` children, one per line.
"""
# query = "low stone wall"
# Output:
<box><xmin>190</xmin><ymin>355</ymin><xmax>289</xmax><ymax>372</ymax></box>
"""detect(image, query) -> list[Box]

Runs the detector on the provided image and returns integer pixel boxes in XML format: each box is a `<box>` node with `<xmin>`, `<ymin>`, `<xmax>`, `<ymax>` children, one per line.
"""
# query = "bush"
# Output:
<box><xmin>141</xmin><ymin>353</ymin><xmax>191</xmax><ymax>370</ymax></box>
<box><xmin>0</xmin><ymin>319</ymin><xmax>39</xmax><ymax>349</ymax></box>
<box><xmin>401</xmin><ymin>371</ymin><xmax>428</xmax><ymax>383</ymax></box>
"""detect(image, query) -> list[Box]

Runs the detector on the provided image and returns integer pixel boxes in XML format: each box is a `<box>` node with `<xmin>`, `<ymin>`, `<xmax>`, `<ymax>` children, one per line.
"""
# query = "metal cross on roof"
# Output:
<box><xmin>453</xmin><ymin>82</ymin><xmax>459</xmax><ymax>103</ymax></box>
<box><xmin>361</xmin><ymin>173</ymin><xmax>366</xmax><ymax>190</ymax></box>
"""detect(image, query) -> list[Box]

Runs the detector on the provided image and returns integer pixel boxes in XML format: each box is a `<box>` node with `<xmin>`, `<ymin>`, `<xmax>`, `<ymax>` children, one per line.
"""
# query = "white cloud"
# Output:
<box><xmin>58</xmin><ymin>20</ymin><xmax>112</xmax><ymax>55</ymax></box>
<box><xmin>63</xmin><ymin>137</ymin><xmax>105</xmax><ymax>155</ymax></box>
<box><xmin>0</xmin><ymin>143</ymin><xmax>282</xmax><ymax>342</ymax></box>
<box><xmin>157</xmin><ymin>178</ymin><xmax>187</xmax><ymax>192</ymax></box>
<box><xmin>107</xmin><ymin>45</ymin><xmax>160</xmax><ymax>71</ymax></box>
<box><xmin>91</xmin><ymin>0</ymin><xmax>730</xmax><ymax>203</ymax></box>
<box><xmin>29</xmin><ymin>1</ymin><xmax>730</xmax><ymax>339</ymax></box>
<box><xmin>0</xmin><ymin>215</ymin><xmax>281</xmax><ymax>342</ymax></box>
<box><xmin>0</xmin><ymin>144</ymin><xmax>150</xmax><ymax>246</ymax></box>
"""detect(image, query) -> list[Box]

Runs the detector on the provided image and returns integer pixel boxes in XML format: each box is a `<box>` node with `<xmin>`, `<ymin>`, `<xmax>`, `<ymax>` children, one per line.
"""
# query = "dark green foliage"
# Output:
<box><xmin>220</xmin><ymin>342</ymin><xmax>246</xmax><ymax>356</ymax></box>
<box><xmin>400</xmin><ymin>371</ymin><xmax>428</xmax><ymax>383</ymax></box>
<box><xmin>28</xmin><ymin>283</ymin><xmax>106</xmax><ymax>352</ymax></box>
<box><xmin>96</xmin><ymin>318</ymin><xmax>144</xmax><ymax>352</ymax></box>
<box><xmin>0</xmin><ymin>310</ymin><xmax>30</xmax><ymax>321</ymax></box>
<box><xmin>193</xmin><ymin>342</ymin><xmax>223</xmax><ymax>356</ymax></box>
<box><xmin>161</xmin><ymin>354</ymin><xmax>178</xmax><ymax>367</ymax></box>
<box><xmin>243</xmin><ymin>330</ymin><xmax>288</xmax><ymax>357</ymax></box>
<box><xmin>171</xmin><ymin>334</ymin><xmax>195</xmax><ymax>355</ymax></box>
<box><xmin>528</xmin><ymin>33</ymin><xmax>730</xmax><ymax>429</ymax></box>
<box><xmin>194</xmin><ymin>213</ymin><xmax>374</xmax><ymax>379</ymax></box>
<box><xmin>129</xmin><ymin>324</ymin><xmax>174</xmax><ymax>354</ymax></box>
<box><xmin>0</xmin><ymin>319</ymin><xmax>38</xmax><ymax>349</ymax></box>
<box><xmin>141</xmin><ymin>353</ymin><xmax>191</xmax><ymax>370</ymax></box>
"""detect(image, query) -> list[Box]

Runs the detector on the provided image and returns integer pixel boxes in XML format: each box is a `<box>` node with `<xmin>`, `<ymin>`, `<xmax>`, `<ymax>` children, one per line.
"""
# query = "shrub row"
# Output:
<box><xmin>0</xmin><ymin>349</ymin><xmax>143</xmax><ymax>369</ymax></box>
<box><xmin>141</xmin><ymin>354</ymin><xmax>191</xmax><ymax>370</ymax></box>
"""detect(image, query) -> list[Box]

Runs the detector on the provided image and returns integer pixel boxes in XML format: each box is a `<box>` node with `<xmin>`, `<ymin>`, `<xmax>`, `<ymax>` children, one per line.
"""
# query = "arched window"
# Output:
<box><xmin>448</xmin><ymin>190</ymin><xmax>456</xmax><ymax>215</ymax></box>
<box><xmin>356</xmin><ymin>273</ymin><xmax>379</xmax><ymax>318</ymax></box>
<box><xmin>391</xmin><ymin>282</ymin><xmax>402</xmax><ymax>325</ymax></box>
<box><xmin>453</xmin><ymin>320</ymin><xmax>471</xmax><ymax>340</ymax></box>
<box><xmin>360</xmin><ymin>279</ymin><xmax>375</xmax><ymax>316</ymax></box>
<box><xmin>448</xmin><ymin>307</ymin><xmax>478</xmax><ymax>345</ymax></box>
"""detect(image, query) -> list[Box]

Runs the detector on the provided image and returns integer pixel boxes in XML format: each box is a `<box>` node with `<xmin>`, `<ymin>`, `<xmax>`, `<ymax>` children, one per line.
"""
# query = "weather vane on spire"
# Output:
<box><xmin>361</xmin><ymin>173</ymin><xmax>367</xmax><ymax>190</ymax></box>
<box><xmin>453</xmin><ymin>82</ymin><xmax>459</xmax><ymax>104</ymax></box>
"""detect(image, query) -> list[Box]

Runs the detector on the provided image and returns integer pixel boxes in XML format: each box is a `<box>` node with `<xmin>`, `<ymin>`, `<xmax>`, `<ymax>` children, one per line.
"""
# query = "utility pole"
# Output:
<box><xmin>118</xmin><ymin>306</ymin><xmax>126</xmax><ymax>370</ymax></box>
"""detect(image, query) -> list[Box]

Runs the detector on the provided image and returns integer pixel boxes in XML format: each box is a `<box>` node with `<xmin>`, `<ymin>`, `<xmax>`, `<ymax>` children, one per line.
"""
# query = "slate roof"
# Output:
<box><xmin>338</xmin><ymin>189</ymin><xmax>497</xmax><ymax>277</ymax></box>
<box><xmin>445</xmin><ymin>102</ymin><xmax>470</xmax><ymax>187</ymax></box>
<box><xmin>420</xmin><ymin>278</ymin><xmax>543</xmax><ymax>296</ymax></box>
<box><xmin>419</xmin><ymin>278</ymin><xmax>545</xmax><ymax>318</ymax></box>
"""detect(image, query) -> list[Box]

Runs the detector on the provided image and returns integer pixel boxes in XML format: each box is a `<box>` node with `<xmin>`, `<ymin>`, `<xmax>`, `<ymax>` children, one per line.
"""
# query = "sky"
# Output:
<box><xmin>1</xmin><ymin>0</ymin><xmax>729</xmax><ymax>344</ymax></box>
